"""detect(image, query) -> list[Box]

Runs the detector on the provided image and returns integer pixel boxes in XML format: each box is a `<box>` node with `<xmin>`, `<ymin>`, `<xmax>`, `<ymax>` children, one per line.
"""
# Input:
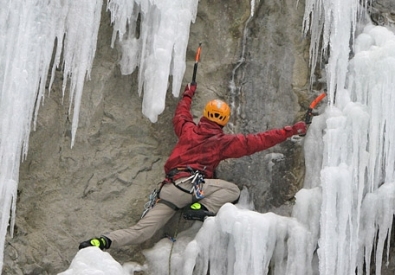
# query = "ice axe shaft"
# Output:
<box><xmin>192</xmin><ymin>43</ymin><xmax>202</xmax><ymax>84</ymax></box>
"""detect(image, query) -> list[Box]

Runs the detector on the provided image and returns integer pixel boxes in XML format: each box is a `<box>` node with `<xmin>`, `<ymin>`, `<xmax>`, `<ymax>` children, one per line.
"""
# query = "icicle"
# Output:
<box><xmin>0</xmin><ymin>0</ymin><xmax>103</xmax><ymax>271</ymax></box>
<box><xmin>58</xmin><ymin>1</ymin><xmax>103</xmax><ymax>147</ymax></box>
<box><xmin>107</xmin><ymin>0</ymin><xmax>198</xmax><ymax>123</ymax></box>
<box><xmin>303</xmin><ymin>0</ymin><xmax>395</xmax><ymax>272</ymax></box>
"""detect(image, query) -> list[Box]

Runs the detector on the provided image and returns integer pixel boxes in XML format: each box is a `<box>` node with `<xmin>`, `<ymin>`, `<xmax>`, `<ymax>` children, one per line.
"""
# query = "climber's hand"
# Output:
<box><xmin>283</xmin><ymin>121</ymin><xmax>307</xmax><ymax>137</ymax></box>
<box><xmin>183</xmin><ymin>82</ymin><xmax>197</xmax><ymax>98</ymax></box>
<box><xmin>292</xmin><ymin>121</ymin><xmax>307</xmax><ymax>136</ymax></box>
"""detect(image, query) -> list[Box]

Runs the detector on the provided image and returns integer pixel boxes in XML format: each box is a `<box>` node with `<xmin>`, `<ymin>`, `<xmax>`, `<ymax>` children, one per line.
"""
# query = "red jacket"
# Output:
<box><xmin>164</xmin><ymin>85</ymin><xmax>291</xmax><ymax>180</ymax></box>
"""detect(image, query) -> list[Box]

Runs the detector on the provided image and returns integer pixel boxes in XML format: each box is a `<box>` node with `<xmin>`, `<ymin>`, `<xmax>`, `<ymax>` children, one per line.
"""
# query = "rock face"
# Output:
<box><xmin>370</xmin><ymin>0</ymin><xmax>395</xmax><ymax>26</ymax></box>
<box><xmin>3</xmin><ymin>0</ymin><xmax>311</xmax><ymax>274</ymax></box>
<box><xmin>215</xmin><ymin>0</ymin><xmax>310</xmax><ymax>212</ymax></box>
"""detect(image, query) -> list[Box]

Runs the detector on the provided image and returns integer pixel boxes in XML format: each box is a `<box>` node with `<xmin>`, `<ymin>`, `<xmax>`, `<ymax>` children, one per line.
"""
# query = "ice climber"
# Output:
<box><xmin>79</xmin><ymin>82</ymin><xmax>307</xmax><ymax>250</ymax></box>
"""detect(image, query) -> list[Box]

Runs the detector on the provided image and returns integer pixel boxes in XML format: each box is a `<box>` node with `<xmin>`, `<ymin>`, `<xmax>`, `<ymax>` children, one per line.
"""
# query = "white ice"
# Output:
<box><xmin>302</xmin><ymin>0</ymin><xmax>395</xmax><ymax>272</ymax></box>
<box><xmin>59</xmin><ymin>190</ymin><xmax>315</xmax><ymax>275</ymax></box>
<box><xmin>107</xmin><ymin>0</ymin><xmax>198</xmax><ymax>122</ymax></box>
<box><xmin>0</xmin><ymin>0</ymin><xmax>197</xmax><ymax>272</ymax></box>
<box><xmin>0</xmin><ymin>0</ymin><xmax>103</xmax><ymax>270</ymax></box>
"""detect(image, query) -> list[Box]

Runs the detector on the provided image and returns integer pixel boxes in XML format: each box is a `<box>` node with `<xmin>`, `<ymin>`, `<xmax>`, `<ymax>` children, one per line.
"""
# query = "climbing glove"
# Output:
<box><xmin>283</xmin><ymin>121</ymin><xmax>307</xmax><ymax>137</ymax></box>
<box><xmin>183</xmin><ymin>82</ymin><xmax>197</xmax><ymax>98</ymax></box>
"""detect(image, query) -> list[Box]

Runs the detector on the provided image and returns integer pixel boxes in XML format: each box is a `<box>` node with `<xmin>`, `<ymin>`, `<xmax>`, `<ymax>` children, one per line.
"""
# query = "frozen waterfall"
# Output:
<box><xmin>1</xmin><ymin>0</ymin><xmax>395</xmax><ymax>274</ymax></box>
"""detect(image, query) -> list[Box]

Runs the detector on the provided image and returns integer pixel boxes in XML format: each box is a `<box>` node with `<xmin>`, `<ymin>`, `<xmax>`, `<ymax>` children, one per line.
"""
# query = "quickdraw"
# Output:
<box><xmin>172</xmin><ymin>168</ymin><xmax>205</xmax><ymax>199</ymax></box>
<box><xmin>190</xmin><ymin>169</ymin><xmax>205</xmax><ymax>199</ymax></box>
<box><xmin>140</xmin><ymin>188</ymin><xmax>160</xmax><ymax>219</ymax></box>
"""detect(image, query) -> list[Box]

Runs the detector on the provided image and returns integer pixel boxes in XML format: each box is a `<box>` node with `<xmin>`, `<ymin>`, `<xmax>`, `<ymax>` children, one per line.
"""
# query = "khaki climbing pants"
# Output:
<box><xmin>104</xmin><ymin>177</ymin><xmax>240</xmax><ymax>248</ymax></box>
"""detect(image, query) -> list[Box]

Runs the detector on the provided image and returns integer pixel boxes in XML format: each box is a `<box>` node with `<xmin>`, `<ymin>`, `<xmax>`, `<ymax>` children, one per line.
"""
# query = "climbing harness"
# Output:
<box><xmin>140</xmin><ymin>167</ymin><xmax>206</xmax><ymax>218</ymax></box>
<box><xmin>140</xmin><ymin>183</ymin><xmax>180</xmax><ymax>218</ymax></box>
<box><xmin>173</xmin><ymin>167</ymin><xmax>205</xmax><ymax>199</ymax></box>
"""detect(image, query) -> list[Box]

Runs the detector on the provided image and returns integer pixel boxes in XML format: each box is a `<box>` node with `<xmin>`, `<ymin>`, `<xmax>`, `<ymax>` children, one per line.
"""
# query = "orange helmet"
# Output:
<box><xmin>203</xmin><ymin>99</ymin><xmax>231</xmax><ymax>126</ymax></box>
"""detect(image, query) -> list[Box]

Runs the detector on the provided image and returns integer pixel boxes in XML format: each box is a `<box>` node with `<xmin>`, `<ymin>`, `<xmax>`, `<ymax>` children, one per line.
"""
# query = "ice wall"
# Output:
<box><xmin>0</xmin><ymin>0</ymin><xmax>103</xmax><ymax>270</ymax></box>
<box><xmin>349</xmin><ymin>25</ymin><xmax>395</xmax><ymax>274</ymax></box>
<box><xmin>301</xmin><ymin>0</ymin><xmax>395</xmax><ymax>274</ymax></box>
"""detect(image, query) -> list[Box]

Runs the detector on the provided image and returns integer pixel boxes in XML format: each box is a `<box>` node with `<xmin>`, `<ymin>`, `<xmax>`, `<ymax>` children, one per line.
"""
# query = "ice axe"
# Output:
<box><xmin>299</xmin><ymin>91</ymin><xmax>327</xmax><ymax>136</ymax></box>
<box><xmin>191</xmin><ymin>43</ymin><xmax>202</xmax><ymax>85</ymax></box>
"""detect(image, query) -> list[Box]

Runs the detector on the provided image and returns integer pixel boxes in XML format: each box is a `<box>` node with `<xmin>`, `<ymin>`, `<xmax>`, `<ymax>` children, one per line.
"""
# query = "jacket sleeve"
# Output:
<box><xmin>172</xmin><ymin>84</ymin><xmax>196</xmax><ymax>137</ymax></box>
<box><xmin>220</xmin><ymin>128</ymin><xmax>291</xmax><ymax>159</ymax></box>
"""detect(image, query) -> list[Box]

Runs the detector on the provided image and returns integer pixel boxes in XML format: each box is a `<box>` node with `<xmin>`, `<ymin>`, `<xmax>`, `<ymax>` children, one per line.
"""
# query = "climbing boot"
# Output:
<box><xmin>78</xmin><ymin>236</ymin><xmax>111</xmax><ymax>250</ymax></box>
<box><xmin>183</xmin><ymin>202</ymin><xmax>215</xmax><ymax>221</ymax></box>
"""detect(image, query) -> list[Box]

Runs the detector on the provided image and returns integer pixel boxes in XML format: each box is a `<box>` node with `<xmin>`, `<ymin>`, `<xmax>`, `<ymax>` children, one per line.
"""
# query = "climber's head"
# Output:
<box><xmin>203</xmin><ymin>99</ymin><xmax>231</xmax><ymax>126</ymax></box>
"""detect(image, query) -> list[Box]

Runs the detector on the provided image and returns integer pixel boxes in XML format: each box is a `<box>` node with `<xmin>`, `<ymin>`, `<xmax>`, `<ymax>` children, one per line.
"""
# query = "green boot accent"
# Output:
<box><xmin>79</xmin><ymin>236</ymin><xmax>111</xmax><ymax>250</ymax></box>
<box><xmin>184</xmin><ymin>203</ymin><xmax>215</xmax><ymax>221</ymax></box>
